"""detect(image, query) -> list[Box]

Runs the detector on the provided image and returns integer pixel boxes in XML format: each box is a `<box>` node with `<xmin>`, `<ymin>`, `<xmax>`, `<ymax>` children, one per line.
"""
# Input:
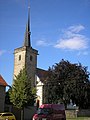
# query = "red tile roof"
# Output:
<box><xmin>0</xmin><ymin>75</ymin><xmax>8</xmax><ymax>86</ymax></box>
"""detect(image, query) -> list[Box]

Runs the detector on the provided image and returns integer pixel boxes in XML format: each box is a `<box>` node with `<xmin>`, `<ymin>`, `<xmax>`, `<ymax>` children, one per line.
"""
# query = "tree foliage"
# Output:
<box><xmin>9</xmin><ymin>68</ymin><xmax>36</xmax><ymax>109</ymax></box>
<box><xmin>5</xmin><ymin>88</ymin><xmax>12</xmax><ymax>105</ymax></box>
<box><xmin>44</xmin><ymin>59</ymin><xmax>90</xmax><ymax>109</ymax></box>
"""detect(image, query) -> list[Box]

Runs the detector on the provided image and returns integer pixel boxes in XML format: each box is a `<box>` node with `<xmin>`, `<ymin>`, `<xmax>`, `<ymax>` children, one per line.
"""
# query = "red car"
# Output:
<box><xmin>33</xmin><ymin>104</ymin><xmax>66</xmax><ymax>120</ymax></box>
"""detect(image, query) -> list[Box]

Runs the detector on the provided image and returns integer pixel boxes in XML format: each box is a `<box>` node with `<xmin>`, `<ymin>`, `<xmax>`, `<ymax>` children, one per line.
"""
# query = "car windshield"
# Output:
<box><xmin>37</xmin><ymin>108</ymin><xmax>52</xmax><ymax>115</ymax></box>
<box><xmin>2</xmin><ymin>113</ymin><xmax>13</xmax><ymax>116</ymax></box>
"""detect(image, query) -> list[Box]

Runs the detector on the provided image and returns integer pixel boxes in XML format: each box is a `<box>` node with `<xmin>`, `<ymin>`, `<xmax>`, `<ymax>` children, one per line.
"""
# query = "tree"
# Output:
<box><xmin>44</xmin><ymin>59</ymin><xmax>90</xmax><ymax>109</ymax></box>
<box><xmin>5</xmin><ymin>87</ymin><xmax>12</xmax><ymax>104</ymax></box>
<box><xmin>9</xmin><ymin>68</ymin><xmax>36</xmax><ymax>120</ymax></box>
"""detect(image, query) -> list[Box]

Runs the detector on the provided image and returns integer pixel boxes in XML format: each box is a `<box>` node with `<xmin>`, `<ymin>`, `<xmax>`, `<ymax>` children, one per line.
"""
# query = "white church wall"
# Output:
<box><xmin>35</xmin><ymin>75</ymin><xmax>43</xmax><ymax>106</ymax></box>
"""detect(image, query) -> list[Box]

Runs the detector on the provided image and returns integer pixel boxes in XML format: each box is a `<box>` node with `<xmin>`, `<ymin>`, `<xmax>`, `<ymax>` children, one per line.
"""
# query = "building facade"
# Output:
<box><xmin>0</xmin><ymin>75</ymin><xmax>8</xmax><ymax>112</ymax></box>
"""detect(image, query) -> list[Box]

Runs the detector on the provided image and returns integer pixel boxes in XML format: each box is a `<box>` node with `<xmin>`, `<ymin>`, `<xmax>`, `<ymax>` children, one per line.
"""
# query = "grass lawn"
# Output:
<box><xmin>67</xmin><ymin>117</ymin><xmax>90</xmax><ymax>120</ymax></box>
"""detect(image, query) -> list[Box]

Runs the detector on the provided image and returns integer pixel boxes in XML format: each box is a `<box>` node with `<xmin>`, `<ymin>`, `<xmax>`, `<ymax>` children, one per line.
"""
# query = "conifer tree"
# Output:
<box><xmin>9</xmin><ymin>68</ymin><xmax>36</xmax><ymax>120</ymax></box>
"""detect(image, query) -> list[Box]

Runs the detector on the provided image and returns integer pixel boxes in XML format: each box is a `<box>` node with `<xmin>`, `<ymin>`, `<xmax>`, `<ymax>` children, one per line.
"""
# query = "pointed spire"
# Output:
<box><xmin>23</xmin><ymin>6</ymin><xmax>31</xmax><ymax>47</ymax></box>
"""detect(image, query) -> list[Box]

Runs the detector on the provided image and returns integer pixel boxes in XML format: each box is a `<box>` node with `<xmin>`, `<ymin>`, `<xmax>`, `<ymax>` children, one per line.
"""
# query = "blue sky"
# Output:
<box><xmin>0</xmin><ymin>0</ymin><xmax>90</xmax><ymax>86</ymax></box>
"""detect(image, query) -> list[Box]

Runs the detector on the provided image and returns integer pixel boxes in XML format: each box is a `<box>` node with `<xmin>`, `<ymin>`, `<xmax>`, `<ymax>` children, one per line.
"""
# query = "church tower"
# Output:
<box><xmin>13</xmin><ymin>7</ymin><xmax>38</xmax><ymax>86</ymax></box>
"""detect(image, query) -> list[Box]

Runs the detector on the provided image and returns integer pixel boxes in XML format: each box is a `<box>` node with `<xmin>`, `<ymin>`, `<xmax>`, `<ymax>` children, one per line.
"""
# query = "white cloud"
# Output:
<box><xmin>77</xmin><ymin>51</ymin><xmax>89</xmax><ymax>56</ymax></box>
<box><xmin>55</xmin><ymin>36</ymin><xmax>88</xmax><ymax>50</ymax></box>
<box><xmin>68</xmin><ymin>24</ymin><xmax>85</xmax><ymax>33</ymax></box>
<box><xmin>54</xmin><ymin>25</ymin><xmax>88</xmax><ymax>50</ymax></box>
<box><xmin>0</xmin><ymin>50</ymin><xmax>6</xmax><ymax>56</ymax></box>
<box><xmin>0</xmin><ymin>50</ymin><xmax>11</xmax><ymax>56</ymax></box>
<box><xmin>36</xmin><ymin>40</ymin><xmax>47</xmax><ymax>46</ymax></box>
<box><xmin>36</xmin><ymin>40</ymin><xmax>53</xmax><ymax>46</ymax></box>
<box><xmin>36</xmin><ymin>25</ymin><xmax>89</xmax><ymax>53</ymax></box>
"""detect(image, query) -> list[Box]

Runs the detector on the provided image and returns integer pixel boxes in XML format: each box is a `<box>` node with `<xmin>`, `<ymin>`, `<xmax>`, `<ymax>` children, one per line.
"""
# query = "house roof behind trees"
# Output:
<box><xmin>36</xmin><ymin>68</ymin><xmax>48</xmax><ymax>82</ymax></box>
<box><xmin>0</xmin><ymin>75</ymin><xmax>8</xmax><ymax>86</ymax></box>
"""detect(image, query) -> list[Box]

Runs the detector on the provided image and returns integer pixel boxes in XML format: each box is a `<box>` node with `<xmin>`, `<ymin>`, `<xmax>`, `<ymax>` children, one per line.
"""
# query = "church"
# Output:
<box><xmin>13</xmin><ymin>7</ymin><xmax>48</xmax><ymax>107</ymax></box>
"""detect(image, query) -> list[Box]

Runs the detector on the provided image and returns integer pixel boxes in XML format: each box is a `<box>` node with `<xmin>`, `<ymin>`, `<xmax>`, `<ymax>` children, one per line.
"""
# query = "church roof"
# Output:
<box><xmin>0</xmin><ymin>75</ymin><xmax>8</xmax><ymax>87</ymax></box>
<box><xmin>36</xmin><ymin>68</ymin><xmax>48</xmax><ymax>82</ymax></box>
<box><xmin>23</xmin><ymin>7</ymin><xmax>31</xmax><ymax>47</ymax></box>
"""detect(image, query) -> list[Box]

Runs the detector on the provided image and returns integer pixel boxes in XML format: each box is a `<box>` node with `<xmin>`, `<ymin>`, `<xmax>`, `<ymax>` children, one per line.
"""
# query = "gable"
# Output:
<box><xmin>0</xmin><ymin>75</ymin><xmax>8</xmax><ymax>87</ymax></box>
<box><xmin>36</xmin><ymin>68</ymin><xmax>48</xmax><ymax>83</ymax></box>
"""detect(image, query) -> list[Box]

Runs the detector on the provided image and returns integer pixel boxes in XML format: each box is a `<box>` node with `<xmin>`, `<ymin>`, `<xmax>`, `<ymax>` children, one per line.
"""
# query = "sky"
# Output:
<box><xmin>0</xmin><ymin>0</ymin><xmax>90</xmax><ymax>87</ymax></box>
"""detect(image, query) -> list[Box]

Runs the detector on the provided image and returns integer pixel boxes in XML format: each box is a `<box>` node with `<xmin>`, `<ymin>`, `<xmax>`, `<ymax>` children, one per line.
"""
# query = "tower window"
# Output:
<box><xmin>30</xmin><ymin>55</ymin><xmax>33</xmax><ymax>61</ymax></box>
<box><xmin>19</xmin><ymin>55</ymin><xmax>21</xmax><ymax>61</ymax></box>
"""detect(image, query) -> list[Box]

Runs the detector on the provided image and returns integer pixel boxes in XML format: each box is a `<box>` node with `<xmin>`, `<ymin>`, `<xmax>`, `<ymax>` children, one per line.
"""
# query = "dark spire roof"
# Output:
<box><xmin>23</xmin><ymin>6</ymin><xmax>31</xmax><ymax>47</ymax></box>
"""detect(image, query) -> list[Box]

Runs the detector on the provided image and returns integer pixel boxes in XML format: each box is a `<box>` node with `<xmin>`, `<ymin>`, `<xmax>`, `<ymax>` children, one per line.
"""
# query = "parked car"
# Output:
<box><xmin>0</xmin><ymin>112</ymin><xmax>16</xmax><ymax>120</ymax></box>
<box><xmin>33</xmin><ymin>104</ymin><xmax>66</xmax><ymax>120</ymax></box>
